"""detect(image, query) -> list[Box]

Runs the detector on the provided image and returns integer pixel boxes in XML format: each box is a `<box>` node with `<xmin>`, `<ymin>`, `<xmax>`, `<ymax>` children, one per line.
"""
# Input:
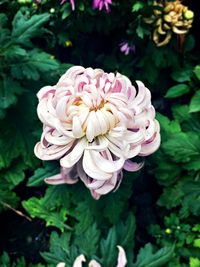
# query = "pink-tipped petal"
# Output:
<box><xmin>73</xmin><ymin>255</ymin><xmax>86</xmax><ymax>267</ymax></box>
<box><xmin>116</xmin><ymin>246</ymin><xmax>127</xmax><ymax>267</ymax></box>
<box><xmin>123</xmin><ymin>160</ymin><xmax>144</xmax><ymax>172</ymax></box>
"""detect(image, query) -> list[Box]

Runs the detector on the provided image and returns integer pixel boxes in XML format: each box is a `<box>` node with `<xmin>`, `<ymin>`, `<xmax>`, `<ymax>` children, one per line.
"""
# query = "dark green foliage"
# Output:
<box><xmin>0</xmin><ymin>0</ymin><xmax>200</xmax><ymax>266</ymax></box>
<box><xmin>132</xmin><ymin>243</ymin><xmax>174</xmax><ymax>267</ymax></box>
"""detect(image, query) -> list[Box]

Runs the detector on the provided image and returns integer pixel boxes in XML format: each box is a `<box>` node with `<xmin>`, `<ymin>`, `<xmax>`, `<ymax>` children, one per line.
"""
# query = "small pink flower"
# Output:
<box><xmin>72</xmin><ymin>246</ymin><xmax>127</xmax><ymax>267</ymax></box>
<box><xmin>119</xmin><ymin>42</ymin><xmax>135</xmax><ymax>55</ymax></box>
<box><xmin>60</xmin><ymin>0</ymin><xmax>75</xmax><ymax>11</ymax></box>
<box><xmin>34</xmin><ymin>66</ymin><xmax>160</xmax><ymax>199</ymax></box>
<box><xmin>92</xmin><ymin>0</ymin><xmax>112</xmax><ymax>12</ymax></box>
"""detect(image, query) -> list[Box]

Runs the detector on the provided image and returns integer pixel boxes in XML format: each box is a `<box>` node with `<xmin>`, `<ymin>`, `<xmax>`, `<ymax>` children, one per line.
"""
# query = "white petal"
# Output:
<box><xmin>34</xmin><ymin>142</ymin><xmax>74</xmax><ymax>160</ymax></box>
<box><xmin>85</xmin><ymin>136</ymin><xmax>109</xmax><ymax>151</ymax></box>
<box><xmin>96</xmin><ymin>110</ymin><xmax>109</xmax><ymax>135</ymax></box>
<box><xmin>73</xmin><ymin>116</ymin><xmax>84</xmax><ymax>138</ymax></box>
<box><xmin>116</xmin><ymin>246</ymin><xmax>127</xmax><ymax>267</ymax></box>
<box><xmin>72</xmin><ymin>254</ymin><xmax>86</xmax><ymax>267</ymax></box>
<box><xmin>125</xmin><ymin>144</ymin><xmax>141</xmax><ymax>159</ymax></box>
<box><xmin>56</xmin><ymin>262</ymin><xmax>66</xmax><ymax>267</ymax></box>
<box><xmin>83</xmin><ymin>150</ymin><xmax>112</xmax><ymax>180</ymax></box>
<box><xmin>90</xmin><ymin>150</ymin><xmax>124</xmax><ymax>173</ymax></box>
<box><xmin>60</xmin><ymin>138</ymin><xmax>87</xmax><ymax>168</ymax></box>
<box><xmin>89</xmin><ymin>259</ymin><xmax>102</xmax><ymax>267</ymax></box>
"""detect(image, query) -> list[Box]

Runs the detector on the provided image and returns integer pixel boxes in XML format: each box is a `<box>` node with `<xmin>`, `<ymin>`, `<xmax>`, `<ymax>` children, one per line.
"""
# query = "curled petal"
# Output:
<box><xmin>117</xmin><ymin>246</ymin><xmax>127</xmax><ymax>267</ymax></box>
<box><xmin>60</xmin><ymin>138</ymin><xmax>87</xmax><ymax>168</ymax></box>
<box><xmin>123</xmin><ymin>160</ymin><xmax>144</xmax><ymax>172</ymax></box>
<box><xmin>73</xmin><ymin>255</ymin><xmax>86</xmax><ymax>267</ymax></box>
<box><xmin>89</xmin><ymin>259</ymin><xmax>102</xmax><ymax>267</ymax></box>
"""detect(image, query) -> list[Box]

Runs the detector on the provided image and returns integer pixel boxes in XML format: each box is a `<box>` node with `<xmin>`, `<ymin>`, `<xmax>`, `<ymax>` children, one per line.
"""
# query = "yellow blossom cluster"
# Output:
<box><xmin>145</xmin><ymin>0</ymin><xmax>194</xmax><ymax>46</ymax></box>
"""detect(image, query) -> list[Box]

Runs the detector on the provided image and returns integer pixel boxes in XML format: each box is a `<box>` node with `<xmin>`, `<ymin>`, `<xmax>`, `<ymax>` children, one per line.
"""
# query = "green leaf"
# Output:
<box><xmin>74</xmin><ymin>223</ymin><xmax>100</xmax><ymax>258</ymax></box>
<box><xmin>100</xmin><ymin>227</ymin><xmax>118</xmax><ymax>267</ymax></box>
<box><xmin>3</xmin><ymin>45</ymin><xmax>27</xmax><ymax>60</ymax></box>
<box><xmin>0</xmin><ymin>99</ymin><xmax>38</xmax><ymax>169</ymax></box>
<box><xmin>132</xmin><ymin>2</ymin><xmax>144</xmax><ymax>12</ymax></box>
<box><xmin>158</xmin><ymin>183</ymin><xmax>184</xmax><ymax>209</ymax></box>
<box><xmin>171</xmin><ymin>68</ymin><xmax>192</xmax><ymax>82</ymax></box>
<box><xmin>162</xmin><ymin>132</ymin><xmax>200</xmax><ymax>162</ymax></box>
<box><xmin>11</xmin><ymin>11</ymin><xmax>50</xmax><ymax>46</ymax></box>
<box><xmin>193</xmin><ymin>239</ymin><xmax>200</xmax><ymax>248</ymax></box>
<box><xmin>41</xmin><ymin>232</ymin><xmax>77</xmax><ymax>266</ymax></box>
<box><xmin>189</xmin><ymin>257</ymin><xmax>200</xmax><ymax>267</ymax></box>
<box><xmin>136</xmin><ymin>25</ymin><xmax>145</xmax><ymax>39</ymax></box>
<box><xmin>165</xmin><ymin>84</ymin><xmax>190</xmax><ymax>98</ymax></box>
<box><xmin>189</xmin><ymin>91</ymin><xmax>200</xmax><ymax>113</ymax></box>
<box><xmin>156</xmin><ymin>113</ymin><xmax>181</xmax><ymax>135</ymax></box>
<box><xmin>3</xmin><ymin>161</ymin><xmax>25</xmax><ymax>189</ymax></box>
<box><xmin>0</xmin><ymin>78</ymin><xmax>23</xmax><ymax>113</ymax></box>
<box><xmin>181</xmin><ymin>179</ymin><xmax>200</xmax><ymax>217</ymax></box>
<box><xmin>0</xmin><ymin>184</ymin><xmax>19</xmax><ymax>212</ymax></box>
<box><xmin>133</xmin><ymin>243</ymin><xmax>174</xmax><ymax>267</ymax></box>
<box><xmin>116</xmin><ymin>213</ymin><xmax>136</xmax><ymax>249</ymax></box>
<box><xmin>194</xmin><ymin>66</ymin><xmax>200</xmax><ymax>80</ymax></box>
<box><xmin>27</xmin><ymin>162</ymin><xmax>60</xmax><ymax>187</ymax></box>
<box><xmin>11</xmin><ymin>50</ymin><xmax>60</xmax><ymax>80</ymax></box>
<box><xmin>22</xmin><ymin>196</ymin><xmax>71</xmax><ymax>232</ymax></box>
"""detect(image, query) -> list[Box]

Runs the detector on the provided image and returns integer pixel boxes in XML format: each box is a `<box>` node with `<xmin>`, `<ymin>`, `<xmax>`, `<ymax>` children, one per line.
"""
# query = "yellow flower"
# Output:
<box><xmin>65</xmin><ymin>40</ymin><xmax>73</xmax><ymax>47</ymax></box>
<box><xmin>165</xmin><ymin>228</ymin><xmax>172</xmax><ymax>234</ymax></box>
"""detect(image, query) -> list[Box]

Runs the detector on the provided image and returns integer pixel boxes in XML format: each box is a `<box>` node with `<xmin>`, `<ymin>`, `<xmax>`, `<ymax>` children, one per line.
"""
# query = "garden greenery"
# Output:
<box><xmin>0</xmin><ymin>0</ymin><xmax>199</xmax><ymax>266</ymax></box>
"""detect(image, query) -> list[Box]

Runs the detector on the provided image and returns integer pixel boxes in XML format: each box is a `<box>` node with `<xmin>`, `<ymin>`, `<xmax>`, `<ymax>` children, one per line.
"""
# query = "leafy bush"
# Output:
<box><xmin>0</xmin><ymin>0</ymin><xmax>199</xmax><ymax>266</ymax></box>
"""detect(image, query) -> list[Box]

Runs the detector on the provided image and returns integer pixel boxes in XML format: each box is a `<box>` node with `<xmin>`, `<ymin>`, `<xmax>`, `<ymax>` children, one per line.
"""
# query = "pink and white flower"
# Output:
<box><xmin>34</xmin><ymin>66</ymin><xmax>160</xmax><ymax>199</ymax></box>
<box><xmin>92</xmin><ymin>0</ymin><xmax>112</xmax><ymax>12</ymax></box>
<box><xmin>72</xmin><ymin>246</ymin><xmax>127</xmax><ymax>267</ymax></box>
<box><xmin>119</xmin><ymin>42</ymin><xmax>135</xmax><ymax>55</ymax></box>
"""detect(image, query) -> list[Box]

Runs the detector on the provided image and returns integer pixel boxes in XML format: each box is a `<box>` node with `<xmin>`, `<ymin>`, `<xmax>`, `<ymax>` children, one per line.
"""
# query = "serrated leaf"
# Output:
<box><xmin>74</xmin><ymin>223</ymin><xmax>100</xmax><ymax>258</ymax></box>
<box><xmin>0</xmin><ymin>78</ymin><xmax>23</xmax><ymax>111</ymax></box>
<box><xmin>158</xmin><ymin>182</ymin><xmax>184</xmax><ymax>209</ymax></box>
<box><xmin>11</xmin><ymin>11</ymin><xmax>50</xmax><ymax>46</ymax></box>
<box><xmin>165</xmin><ymin>84</ymin><xmax>190</xmax><ymax>98</ymax></box>
<box><xmin>3</xmin><ymin>161</ymin><xmax>25</xmax><ymax>189</ymax></box>
<box><xmin>22</xmin><ymin>196</ymin><xmax>71</xmax><ymax>232</ymax></box>
<box><xmin>41</xmin><ymin>232</ymin><xmax>77</xmax><ymax>266</ymax></box>
<box><xmin>162</xmin><ymin>132</ymin><xmax>200</xmax><ymax>162</ymax></box>
<box><xmin>100</xmin><ymin>227</ymin><xmax>118</xmax><ymax>267</ymax></box>
<box><xmin>133</xmin><ymin>243</ymin><xmax>174</xmax><ymax>267</ymax></box>
<box><xmin>189</xmin><ymin>91</ymin><xmax>200</xmax><ymax>113</ymax></box>
<box><xmin>3</xmin><ymin>45</ymin><xmax>27</xmax><ymax>60</ymax></box>
<box><xmin>156</xmin><ymin>113</ymin><xmax>181</xmax><ymax>135</ymax></box>
<box><xmin>181</xmin><ymin>179</ymin><xmax>200</xmax><ymax>217</ymax></box>
<box><xmin>116</xmin><ymin>214</ymin><xmax>136</xmax><ymax>248</ymax></box>
<box><xmin>27</xmin><ymin>161</ymin><xmax>60</xmax><ymax>187</ymax></box>
<box><xmin>11</xmin><ymin>50</ymin><xmax>59</xmax><ymax>80</ymax></box>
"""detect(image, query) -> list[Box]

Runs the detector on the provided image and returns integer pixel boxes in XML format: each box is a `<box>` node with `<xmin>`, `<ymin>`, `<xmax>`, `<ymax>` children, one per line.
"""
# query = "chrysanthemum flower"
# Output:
<box><xmin>71</xmin><ymin>246</ymin><xmax>126</xmax><ymax>267</ymax></box>
<box><xmin>34</xmin><ymin>66</ymin><xmax>160</xmax><ymax>199</ymax></box>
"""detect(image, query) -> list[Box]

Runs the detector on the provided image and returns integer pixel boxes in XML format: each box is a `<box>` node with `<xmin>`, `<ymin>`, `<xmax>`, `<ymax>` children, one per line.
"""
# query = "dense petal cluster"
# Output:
<box><xmin>145</xmin><ymin>0</ymin><xmax>194</xmax><ymax>47</ymax></box>
<box><xmin>34</xmin><ymin>66</ymin><xmax>160</xmax><ymax>199</ymax></box>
